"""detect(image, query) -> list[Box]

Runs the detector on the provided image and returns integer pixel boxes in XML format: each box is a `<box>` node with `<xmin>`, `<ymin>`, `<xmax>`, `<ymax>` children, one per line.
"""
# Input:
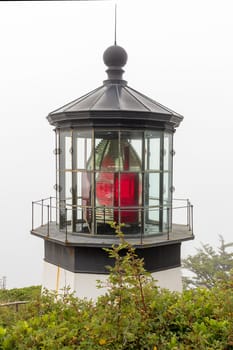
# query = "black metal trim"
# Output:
<box><xmin>44</xmin><ymin>240</ymin><xmax>181</xmax><ymax>274</ymax></box>
<box><xmin>47</xmin><ymin>111</ymin><xmax>182</xmax><ymax>130</ymax></box>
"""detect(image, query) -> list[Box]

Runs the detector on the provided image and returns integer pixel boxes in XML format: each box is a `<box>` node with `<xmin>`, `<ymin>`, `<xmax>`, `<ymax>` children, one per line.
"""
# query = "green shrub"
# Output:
<box><xmin>1</xmin><ymin>231</ymin><xmax>233</xmax><ymax>349</ymax></box>
<box><xmin>0</xmin><ymin>285</ymin><xmax>41</xmax><ymax>303</ymax></box>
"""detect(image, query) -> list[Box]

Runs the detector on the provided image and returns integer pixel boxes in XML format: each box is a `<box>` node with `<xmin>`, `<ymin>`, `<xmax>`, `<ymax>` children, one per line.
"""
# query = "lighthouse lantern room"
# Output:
<box><xmin>31</xmin><ymin>44</ymin><xmax>194</xmax><ymax>298</ymax></box>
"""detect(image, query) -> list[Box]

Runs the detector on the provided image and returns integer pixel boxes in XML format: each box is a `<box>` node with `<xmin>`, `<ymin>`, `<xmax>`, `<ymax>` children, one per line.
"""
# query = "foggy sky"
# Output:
<box><xmin>0</xmin><ymin>0</ymin><xmax>233</xmax><ymax>288</ymax></box>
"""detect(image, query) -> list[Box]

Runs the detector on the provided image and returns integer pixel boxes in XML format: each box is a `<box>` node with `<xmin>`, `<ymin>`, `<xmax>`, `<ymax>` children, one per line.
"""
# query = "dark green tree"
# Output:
<box><xmin>182</xmin><ymin>235</ymin><xmax>233</xmax><ymax>289</ymax></box>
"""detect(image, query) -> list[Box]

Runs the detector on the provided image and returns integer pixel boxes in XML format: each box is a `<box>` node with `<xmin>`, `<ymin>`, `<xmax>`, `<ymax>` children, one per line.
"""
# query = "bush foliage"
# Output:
<box><xmin>1</xmin><ymin>230</ymin><xmax>233</xmax><ymax>349</ymax></box>
<box><xmin>0</xmin><ymin>286</ymin><xmax>41</xmax><ymax>303</ymax></box>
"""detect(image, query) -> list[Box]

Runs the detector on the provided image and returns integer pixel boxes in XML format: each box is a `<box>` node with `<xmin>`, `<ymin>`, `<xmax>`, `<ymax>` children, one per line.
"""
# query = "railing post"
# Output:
<box><xmin>187</xmin><ymin>199</ymin><xmax>189</xmax><ymax>228</ymax></box>
<box><xmin>50</xmin><ymin>197</ymin><xmax>52</xmax><ymax>222</ymax></box>
<box><xmin>167</xmin><ymin>207</ymin><xmax>170</xmax><ymax>240</ymax></box>
<box><xmin>41</xmin><ymin>199</ymin><xmax>44</xmax><ymax>226</ymax></box>
<box><xmin>32</xmin><ymin>202</ymin><xmax>34</xmax><ymax>231</ymax></box>
<box><xmin>65</xmin><ymin>208</ymin><xmax>68</xmax><ymax>243</ymax></box>
<box><xmin>55</xmin><ymin>198</ymin><xmax>57</xmax><ymax>225</ymax></box>
<box><xmin>103</xmin><ymin>206</ymin><xmax>105</xmax><ymax>224</ymax></box>
<box><xmin>191</xmin><ymin>205</ymin><xmax>194</xmax><ymax>235</ymax></box>
<box><xmin>140</xmin><ymin>208</ymin><xmax>143</xmax><ymax>245</ymax></box>
<box><xmin>189</xmin><ymin>201</ymin><xmax>192</xmax><ymax>231</ymax></box>
<box><xmin>47</xmin><ymin>205</ymin><xmax>50</xmax><ymax>237</ymax></box>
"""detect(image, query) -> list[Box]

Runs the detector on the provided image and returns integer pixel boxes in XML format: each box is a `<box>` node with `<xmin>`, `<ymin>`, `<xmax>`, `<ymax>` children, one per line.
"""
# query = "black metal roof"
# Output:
<box><xmin>47</xmin><ymin>45</ymin><xmax>183</xmax><ymax>130</ymax></box>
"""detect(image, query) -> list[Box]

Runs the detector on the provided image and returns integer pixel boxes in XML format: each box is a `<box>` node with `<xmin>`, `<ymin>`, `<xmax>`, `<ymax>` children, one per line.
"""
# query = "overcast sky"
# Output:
<box><xmin>0</xmin><ymin>0</ymin><xmax>233</xmax><ymax>288</ymax></box>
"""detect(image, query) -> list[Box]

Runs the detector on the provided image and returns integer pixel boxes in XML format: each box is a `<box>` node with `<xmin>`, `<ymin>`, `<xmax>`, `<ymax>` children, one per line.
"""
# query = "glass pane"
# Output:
<box><xmin>144</xmin><ymin>172</ymin><xmax>160</xmax><ymax>234</ymax></box>
<box><xmin>65</xmin><ymin>136</ymin><xmax>72</xmax><ymax>169</ymax></box>
<box><xmin>66</xmin><ymin>172</ymin><xmax>72</xmax><ymax>230</ymax></box>
<box><xmin>55</xmin><ymin>132</ymin><xmax>59</xmax><ymax>224</ymax></box>
<box><xmin>65</xmin><ymin>171</ymin><xmax>72</xmax><ymax>199</ymax></box>
<box><xmin>80</xmin><ymin>171</ymin><xmax>92</xmax><ymax>206</ymax></box>
<box><xmin>75</xmin><ymin>206</ymin><xmax>91</xmax><ymax>233</ymax></box>
<box><xmin>147</xmin><ymin>199</ymin><xmax>160</xmax><ymax>222</ymax></box>
<box><xmin>82</xmin><ymin>171</ymin><xmax>92</xmax><ymax>232</ymax></box>
<box><xmin>116</xmin><ymin>172</ymin><xmax>141</xmax><ymax>224</ymax></box>
<box><xmin>120</xmin><ymin>131</ymin><xmax>143</xmax><ymax>171</ymax></box>
<box><xmin>163</xmin><ymin>207</ymin><xmax>168</xmax><ymax>231</ymax></box>
<box><xmin>96</xmin><ymin>171</ymin><xmax>114</xmax><ymax>207</ymax></box>
<box><xmin>145</xmin><ymin>131</ymin><xmax>161</xmax><ymax>171</ymax></box>
<box><xmin>164</xmin><ymin>133</ymin><xmax>172</xmax><ymax>171</ymax></box>
<box><xmin>95</xmin><ymin>170</ymin><xmax>114</xmax><ymax>227</ymax></box>
<box><xmin>163</xmin><ymin>172</ymin><xmax>169</xmax><ymax>203</ymax></box>
<box><xmin>59</xmin><ymin>170</ymin><xmax>72</xmax><ymax>229</ymax></box>
<box><xmin>59</xmin><ymin>130</ymin><xmax>72</xmax><ymax>171</ymax></box>
<box><xmin>131</xmin><ymin>140</ymin><xmax>142</xmax><ymax>164</ymax></box>
<box><xmin>148</xmin><ymin>172</ymin><xmax>160</xmax><ymax>200</ymax></box>
<box><xmin>74</xmin><ymin>131</ymin><xmax>92</xmax><ymax>170</ymax></box>
<box><xmin>59</xmin><ymin>170</ymin><xmax>65</xmax><ymax>202</ymax></box>
<box><xmin>73</xmin><ymin>171</ymin><xmax>92</xmax><ymax>233</ymax></box>
<box><xmin>94</xmin><ymin>131</ymin><xmax>119</xmax><ymax>171</ymax></box>
<box><xmin>144</xmin><ymin>198</ymin><xmax>160</xmax><ymax>235</ymax></box>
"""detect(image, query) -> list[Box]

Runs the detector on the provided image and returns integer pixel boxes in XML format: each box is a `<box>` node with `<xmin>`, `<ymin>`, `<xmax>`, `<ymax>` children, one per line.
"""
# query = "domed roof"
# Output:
<box><xmin>47</xmin><ymin>45</ymin><xmax>183</xmax><ymax>130</ymax></box>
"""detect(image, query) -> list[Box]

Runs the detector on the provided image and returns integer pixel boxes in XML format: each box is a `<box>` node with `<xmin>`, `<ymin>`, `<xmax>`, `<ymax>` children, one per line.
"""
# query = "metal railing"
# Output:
<box><xmin>0</xmin><ymin>301</ymin><xmax>29</xmax><ymax>312</ymax></box>
<box><xmin>172</xmin><ymin>198</ymin><xmax>193</xmax><ymax>232</ymax></box>
<box><xmin>32</xmin><ymin>197</ymin><xmax>193</xmax><ymax>243</ymax></box>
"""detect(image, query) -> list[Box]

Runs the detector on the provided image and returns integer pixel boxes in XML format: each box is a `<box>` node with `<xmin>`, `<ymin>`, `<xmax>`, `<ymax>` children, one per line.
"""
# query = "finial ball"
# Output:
<box><xmin>103</xmin><ymin>45</ymin><xmax>128</xmax><ymax>68</ymax></box>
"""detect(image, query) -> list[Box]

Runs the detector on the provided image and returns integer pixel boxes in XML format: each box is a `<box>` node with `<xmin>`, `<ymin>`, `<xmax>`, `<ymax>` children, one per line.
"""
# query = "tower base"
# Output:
<box><xmin>42</xmin><ymin>261</ymin><xmax>182</xmax><ymax>299</ymax></box>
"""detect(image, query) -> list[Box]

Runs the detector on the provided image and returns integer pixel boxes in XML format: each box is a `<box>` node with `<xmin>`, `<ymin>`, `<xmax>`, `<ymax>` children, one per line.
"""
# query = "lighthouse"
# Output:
<box><xmin>31</xmin><ymin>44</ymin><xmax>194</xmax><ymax>299</ymax></box>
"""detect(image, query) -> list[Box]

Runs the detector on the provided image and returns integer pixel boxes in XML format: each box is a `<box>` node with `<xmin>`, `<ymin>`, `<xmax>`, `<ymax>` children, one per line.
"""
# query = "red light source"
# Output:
<box><xmin>114</xmin><ymin>172</ymin><xmax>139</xmax><ymax>223</ymax></box>
<box><xmin>95</xmin><ymin>139</ymin><xmax>141</xmax><ymax>224</ymax></box>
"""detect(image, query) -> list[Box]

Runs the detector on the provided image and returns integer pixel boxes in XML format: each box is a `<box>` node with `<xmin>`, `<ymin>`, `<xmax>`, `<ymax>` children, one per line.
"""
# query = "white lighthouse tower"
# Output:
<box><xmin>31</xmin><ymin>44</ymin><xmax>194</xmax><ymax>299</ymax></box>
